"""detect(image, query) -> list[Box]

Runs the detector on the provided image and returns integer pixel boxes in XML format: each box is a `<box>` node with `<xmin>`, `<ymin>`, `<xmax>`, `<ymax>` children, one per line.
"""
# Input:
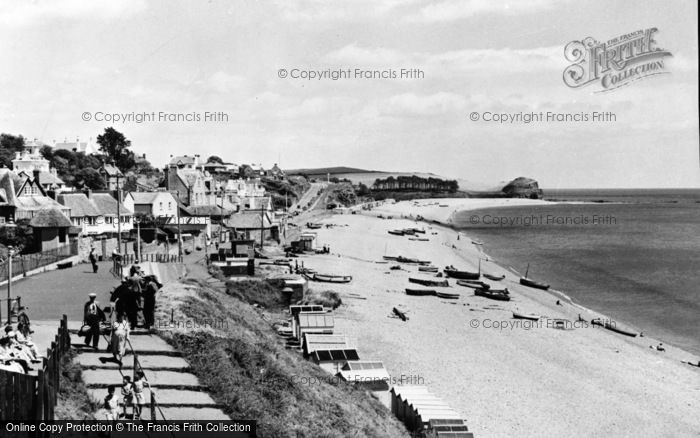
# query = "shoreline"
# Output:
<box><xmin>369</xmin><ymin>197</ymin><xmax>700</xmax><ymax>359</ymax></box>
<box><xmin>300</xmin><ymin>199</ymin><xmax>700</xmax><ymax>436</ymax></box>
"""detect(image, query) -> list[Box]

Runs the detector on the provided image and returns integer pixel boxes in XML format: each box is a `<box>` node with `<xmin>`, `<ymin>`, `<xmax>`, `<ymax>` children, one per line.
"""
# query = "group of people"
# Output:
<box><xmin>81</xmin><ymin>262</ymin><xmax>162</xmax><ymax>366</ymax></box>
<box><xmin>0</xmin><ymin>307</ymin><xmax>40</xmax><ymax>374</ymax></box>
<box><xmin>103</xmin><ymin>372</ymin><xmax>151</xmax><ymax>420</ymax></box>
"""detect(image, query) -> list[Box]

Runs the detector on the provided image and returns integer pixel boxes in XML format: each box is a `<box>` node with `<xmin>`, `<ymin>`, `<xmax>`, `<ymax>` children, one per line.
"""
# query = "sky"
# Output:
<box><xmin>0</xmin><ymin>0</ymin><xmax>698</xmax><ymax>188</ymax></box>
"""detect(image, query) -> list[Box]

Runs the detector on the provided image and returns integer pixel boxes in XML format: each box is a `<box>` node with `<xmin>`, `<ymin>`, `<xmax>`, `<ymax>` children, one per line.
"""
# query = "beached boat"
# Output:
<box><xmin>483</xmin><ymin>273</ymin><xmax>505</xmax><ymax>281</ymax></box>
<box><xmin>519</xmin><ymin>264</ymin><xmax>550</xmax><ymax>290</ymax></box>
<box><xmin>418</xmin><ymin>266</ymin><xmax>439</xmax><ymax>273</ymax></box>
<box><xmin>311</xmin><ymin>273</ymin><xmax>353</xmax><ymax>283</ymax></box>
<box><xmin>436</xmin><ymin>291</ymin><xmax>460</xmax><ymax>300</ymax></box>
<box><xmin>306</xmin><ymin>222</ymin><xmax>323</xmax><ymax>229</ymax></box>
<box><xmin>443</xmin><ymin>267</ymin><xmax>480</xmax><ymax>280</ymax></box>
<box><xmin>408</xmin><ymin>277</ymin><xmax>450</xmax><ymax>287</ymax></box>
<box><xmin>474</xmin><ymin>288</ymin><xmax>510</xmax><ymax>301</ymax></box>
<box><xmin>456</xmin><ymin>280</ymin><xmax>490</xmax><ymax>289</ymax></box>
<box><xmin>388</xmin><ymin>230</ymin><xmax>405</xmax><ymax>236</ymax></box>
<box><xmin>402</xmin><ymin>229</ymin><xmax>416</xmax><ymax>236</ymax></box>
<box><xmin>471</xmin><ymin>239</ymin><xmax>484</xmax><ymax>245</ymax></box>
<box><xmin>405</xmin><ymin>288</ymin><xmax>437</xmax><ymax>296</ymax></box>
<box><xmin>590</xmin><ymin>318</ymin><xmax>638</xmax><ymax>337</ymax></box>
<box><xmin>513</xmin><ymin>311</ymin><xmax>540</xmax><ymax>321</ymax></box>
<box><xmin>408</xmin><ymin>237</ymin><xmax>430</xmax><ymax>241</ymax></box>
<box><xmin>383</xmin><ymin>256</ymin><xmax>398</xmax><ymax>261</ymax></box>
<box><xmin>396</xmin><ymin>256</ymin><xmax>431</xmax><ymax>265</ymax></box>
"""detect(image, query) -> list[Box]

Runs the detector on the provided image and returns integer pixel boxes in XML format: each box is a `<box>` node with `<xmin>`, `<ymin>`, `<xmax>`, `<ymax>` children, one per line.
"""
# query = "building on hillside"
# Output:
<box><xmin>167</xmin><ymin>154</ymin><xmax>202</xmax><ymax>170</ymax></box>
<box><xmin>28</xmin><ymin>208</ymin><xmax>73</xmax><ymax>252</ymax></box>
<box><xmin>52</xmin><ymin>137</ymin><xmax>100</xmax><ymax>155</ymax></box>
<box><xmin>57</xmin><ymin>192</ymin><xmax>102</xmax><ymax>235</ymax></box>
<box><xmin>91</xmin><ymin>193</ymin><xmax>133</xmax><ymax>234</ymax></box>
<box><xmin>98</xmin><ymin>164</ymin><xmax>123</xmax><ymax>191</ymax></box>
<box><xmin>247</xmin><ymin>163</ymin><xmax>265</xmax><ymax>177</ymax></box>
<box><xmin>223</xmin><ymin>209</ymin><xmax>278</xmax><ymax>243</ymax></box>
<box><xmin>124</xmin><ymin>191</ymin><xmax>179</xmax><ymax>219</ymax></box>
<box><xmin>0</xmin><ymin>169</ymin><xmax>70</xmax><ymax>224</ymax></box>
<box><xmin>10</xmin><ymin>139</ymin><xmax>67</xmax><ymax>192</ymax></box>
<box><xmin>268</xmin><ymin>163</ymin><xmax>285</xmax><ymax>180</ymax></box>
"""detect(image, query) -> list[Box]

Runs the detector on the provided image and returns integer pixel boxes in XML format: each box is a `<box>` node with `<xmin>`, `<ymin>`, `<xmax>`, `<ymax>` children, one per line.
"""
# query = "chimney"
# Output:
<box><xmin>33</xmin><ymin>169</ymin><xmax>40</xmax><ymax>185</ymax></box>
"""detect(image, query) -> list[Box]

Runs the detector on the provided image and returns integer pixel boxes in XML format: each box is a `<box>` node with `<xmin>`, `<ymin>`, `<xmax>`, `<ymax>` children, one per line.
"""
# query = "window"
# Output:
<box><xmin>159</xmin><ymin>202</ymin><xmax>163</xmax><ymax>210</ymax></box>
<box><xmin>59</xmin><ymin>229</ymin><xmax>66</xmax><ymax>243</ymax></box>
<box><xmin>106</xmin><ymin>217</ymin><xmax>113</xmax><ymax>224</ymax></box>
<box><xmin>168</xmin><ymin>202</ymin><xmax>172</xmax><ymax>209</ymax></box>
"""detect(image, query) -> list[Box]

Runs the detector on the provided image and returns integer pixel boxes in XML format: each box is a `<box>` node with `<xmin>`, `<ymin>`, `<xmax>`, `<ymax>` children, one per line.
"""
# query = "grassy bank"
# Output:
<box><xmin>55</xmin><ymin>350</ymin><xmax>98</xmax><ymax>420</ymax></box>
<box><xmin>159</xmin><ymin>281</ymin><xmax>407</xmax><ymax>438</ymax></box>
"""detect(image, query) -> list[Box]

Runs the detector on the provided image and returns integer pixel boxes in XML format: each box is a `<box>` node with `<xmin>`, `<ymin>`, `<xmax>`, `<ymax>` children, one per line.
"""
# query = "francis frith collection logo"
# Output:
<box><xmin>563</xmin><ymin>28</ymin><xmax>672</xmax><ymax>92</ymax></box>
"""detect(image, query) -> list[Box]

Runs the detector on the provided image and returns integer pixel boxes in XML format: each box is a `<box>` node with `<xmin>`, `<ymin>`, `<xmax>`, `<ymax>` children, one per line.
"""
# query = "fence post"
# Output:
<box><xmin>150</xmin><ymin>392</ymin><xmax>156</xmax><ymax>420</ymax></box>
<box><xmin>36</xmin><ymin>370</ymin><xmax>45</xmax><ymax>421</ymax></box>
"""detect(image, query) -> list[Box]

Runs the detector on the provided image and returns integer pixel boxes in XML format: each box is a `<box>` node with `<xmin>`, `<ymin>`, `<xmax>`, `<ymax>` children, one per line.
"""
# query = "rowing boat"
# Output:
<box><xmin>418</xmin><ymin>266</ymin><xmax>439</xmax><ymax>273</ymax></box>
<box><xmin>388</xmin><ymin>230</ymin><xmax>404</xmax><ymax>236</ymax></box>
<box><xmin>405</xmin><ymin>288</ymin><xmax>437</xmax><ymax>296</ymax></box>
<box><xmin>397</xmin><ymin>256</ymin><xmax>431</xmax><ymax>265</ymax></box>
<box><xmin>456</xmin><ymin>280</ymin><xmax>490</xmax><ymax>289</ymax></box>
<box><xmin>311</xmin><ymin>274</ymin><xmax>353</xmax><ymax>283</ymax></box>
<box><xmin>483</xmin><ymin>273</ymin><xmax>505</xmax><ymax>281</ymax></box>
<box><xmin>444</xmin><ymin>267</ymin><xmax>480</xmax><ymax>280</ymax></box>
<box><xmin>590</xmin><ymin>318</ymin><xmax>638</xmax><ymax>337</ymax></box>
<box><xmin>512</xmin><ymin>311</ymin><xmax>540</xmax><ymax>321</ymax></box>
<box><xmin>408</xmin><ymin>277</ymin><xmax>449</xmax><ymax>287</ymax></box>
<box><xmin>436</xmin><ymin>291</ymin><xmax>460</xmax><ymax>300</ymax></box>
<box><xmin>474</xmin><ymin>288</ymin><xmax>510</xmax><ymax>301</ymax></box>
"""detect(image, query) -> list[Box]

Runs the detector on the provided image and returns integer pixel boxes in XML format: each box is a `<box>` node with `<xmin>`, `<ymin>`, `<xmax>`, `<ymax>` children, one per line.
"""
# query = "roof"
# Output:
<box><xmin>91</xmin><ymin>193</ymin><xmax>132</xmax><ymax>216</ymax></box>
<box><xmin>17</xmin><ymin>170</ymin><xmax>64</xmax><ymax>186</ymax></box>
<box><xmin>29</xmin><ymin>208</ymin><xmax>72</xmax><ymax>228</ymax></box>
<box><xmin>297</xmin><ymin>312</ymin><xmax>334</xmax><ymax>329</ymax></box>
<box><xmin>184</xmin><ymin>204</ymin><xmax>231</xmax><ymax>217</ymax></box>
<box><xmin>289</xmin><ymin>305</ymin><xmax>324</xmax><ymax>316</ymax></box>
<box><xmin>302</xmin><ymin>334</ymin><xmax>350</xmax><ymax>355</ymax></box>
<box><xmin>337</xmin><ymin>361</ymin><xmax>390</xmax><ymax>383</ymax></box>
<box><xmin>224</xmin><ymin>212</ymin><xmax>272</xmax><ymax>229</ymax></box>
<box><xmin>14</xmin><ymin>195</ymin><xmax>69</xmax><ymax>212</ymax></box>
<box><xmin>100</xmin><ymin>164</ymin><xmax>123</xmax><ymax>177</ymax></box>
<box><xmin>128</xmin><ymin>191</ymin><xmax>176</xmax><ymax>205</ymax></box>
<box><xmin>312</xmin><ymin>349</ymin><xmax>360</xmax><ymax>362</ymax></box>
<box><xmin>57</xmin><ymin>193</ymin><xmax>101</xmax><ymax>217</ymax></box>
<box><xmin>169</xmin><ymin>155</ymin><xmax>197</xmax><ymax>166</ymax></box>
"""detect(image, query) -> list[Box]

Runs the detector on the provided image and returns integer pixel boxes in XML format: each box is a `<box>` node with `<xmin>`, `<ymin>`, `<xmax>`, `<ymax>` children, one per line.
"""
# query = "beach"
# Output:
<box><xmin>295</xmin><ymin>199</ymin><xmax>700</xmax><ymax>438</ymax></box>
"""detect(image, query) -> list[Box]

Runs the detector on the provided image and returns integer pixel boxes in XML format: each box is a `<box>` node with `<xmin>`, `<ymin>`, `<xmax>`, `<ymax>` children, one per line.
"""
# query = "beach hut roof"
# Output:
<box><xmin>312</xmin><ymin>349</ymin><xmax>360</xmax><ymax>363</ymax></box>
<box><xmin>391</xmin><ymin>385</ymin><xmax>431</xmax><ymax>398</ymax></box>
<box><xmin>289</xmin><ymin>304</ymin><xmax>324</xmax><ymax>316</ymax></box>
<box><xmin>297</xmin><ymin>312</ymin><xmax>334</xmax><ymax>329</ymax></box>
<box><xmin>302</xmin><ymin>333</ymin><xmax>349</xmax><ymax>355</ymax></box>
<box><xmin>337</xmin><ymin>361</ymin><xmax>390</xmax><ymax>383</ymax></box>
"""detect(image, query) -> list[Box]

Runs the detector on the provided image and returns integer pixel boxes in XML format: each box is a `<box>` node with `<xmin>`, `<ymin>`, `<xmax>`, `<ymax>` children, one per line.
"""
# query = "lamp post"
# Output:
<box><xmin>6</xmin><ymin>246</ymin><xmax>14</xmax><ymax>324</ymax></box>
<box><xmin>116</xmin><ymin>173</ymin><xmax>122</xmax><ymax>256</ymax></box>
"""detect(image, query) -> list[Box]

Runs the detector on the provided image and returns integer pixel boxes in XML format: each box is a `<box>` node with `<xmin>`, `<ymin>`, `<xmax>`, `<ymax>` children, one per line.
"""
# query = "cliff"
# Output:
<box><xmin>501</xmin><ymin>177</ymin><xmax>543</xmax><ymax>199</ymax></box>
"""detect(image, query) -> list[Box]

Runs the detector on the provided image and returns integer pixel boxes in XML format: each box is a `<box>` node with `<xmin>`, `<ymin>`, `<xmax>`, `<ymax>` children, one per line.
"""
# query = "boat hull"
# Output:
<box><xmin>405</xmin><ymin>288</ymin><xmax>437</xmax><ymax>296</ymax></box>
<box><xmin>444</xmin><ymin>269</ymin><xmax>480</xmax><ymax>280</ymax></box>
<box><xmin>519</xmin><ymin>277</ymin><xmax>550</xmax><ymax>290</ymax></box>
<box><xmin>474</xmin><ymin>289</ymin><xmax>510</xmax><ymax>301</ymax></box>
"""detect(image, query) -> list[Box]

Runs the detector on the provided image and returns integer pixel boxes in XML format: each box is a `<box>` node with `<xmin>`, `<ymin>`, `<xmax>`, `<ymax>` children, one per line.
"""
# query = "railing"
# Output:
<box><xmin>0</xmin><ymin>242</ymin><xmax>79</xmax><ymax>280</ymax></box>
<box><xmin>111</xmin><ymin>253</ymin><xmax>184</xmax><ymax>278</ymax></box>
<box><xmin>0</xmin><ymin>315</ymin><xmax>71</xmax><ymax>421</ymax></box>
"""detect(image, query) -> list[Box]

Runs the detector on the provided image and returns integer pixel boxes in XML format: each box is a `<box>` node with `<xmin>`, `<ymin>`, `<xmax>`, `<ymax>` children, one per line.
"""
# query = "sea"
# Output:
<box><xmin>453</xmin><ymin>189</ymin><xmax>700</xmax><ymax>356</ymax></box>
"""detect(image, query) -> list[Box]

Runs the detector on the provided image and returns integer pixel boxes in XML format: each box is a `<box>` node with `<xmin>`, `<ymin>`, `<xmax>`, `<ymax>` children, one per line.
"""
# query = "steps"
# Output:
<box><xmin>72</xmin><ymin>331</ymin><xmax>230</xmax><ymax>420</ymax></box>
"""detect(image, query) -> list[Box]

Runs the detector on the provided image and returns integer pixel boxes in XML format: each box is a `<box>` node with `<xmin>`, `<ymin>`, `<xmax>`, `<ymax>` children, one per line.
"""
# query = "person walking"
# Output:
<box><xmin>124</xmin><ymin>277</ymin><xmax>142</xmax><ymax>329</ymax></box>
<box><xmin>110</xmin><ymin>313</ymin><xmax>130</xmax><ymax>365</ymax></box>
<box><xmin>89</xmin><ymin>248</ymin><xmax>98</xmax><ymax>273</ymax></box>
<box><xmin>132</xmin><ymin>371</ymin><xmax>151</xmax><ymax>420</ymax></box>
<box><xmin>104</xmin><ymin>385</ymin><xmax>121</xmax><ymax>421</ymax></box>
<box><xmin>83</xmin><ymin>293</ymin><xmax>105</xmax><ymax>349</ymax></box>
<box><xmin>142</xmin><ymin>276</ymin><xmax>160</xmax><ymax>330</ymax></box>
<box><xmin>17</xmin><ymin>306</ymin><xmax>32</xmax><ymax>337</ymax></box>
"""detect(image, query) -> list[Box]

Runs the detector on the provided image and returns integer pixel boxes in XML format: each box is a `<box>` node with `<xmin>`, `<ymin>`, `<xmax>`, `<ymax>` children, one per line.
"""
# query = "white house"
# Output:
<box><xmin>124</xmin><ymin>191</ymin><xmax>179</xmax><ymax>219</ymax></box>
<box><xmin>57</xmin><ymin>192</ymin><xmax>133</xmax><ymax>235</ymax></box>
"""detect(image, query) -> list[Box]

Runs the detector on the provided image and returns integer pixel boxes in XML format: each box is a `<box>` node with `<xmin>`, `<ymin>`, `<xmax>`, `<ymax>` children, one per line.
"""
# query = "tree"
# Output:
<box><xmin>239</xmin><ymin>164</ymin><xmax>255</xmax><ymax>178</ymax></box>
<box><xmin>207</xmin><ymin>155</ymin><xmax>224</xmax><ymax>164</ymax></box>
<box><xmin>0</xmin><ymin>133</ymin><xmax>25</xmax><ymax>168</ymax></box>
<box><xmin>96</xmin><ymin>127</ymin><xmax>135</xmax><ymax>173</ymax></box>
<box><xmin>74</xmin><ymin>168</ymin><xmax>106</xmax><ymax>190</ymax></box>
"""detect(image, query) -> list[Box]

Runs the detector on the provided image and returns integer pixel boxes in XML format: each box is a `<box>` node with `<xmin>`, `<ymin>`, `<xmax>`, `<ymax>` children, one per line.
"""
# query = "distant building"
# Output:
<box><xmin>57</xmin><ymin>191</ymin><xmax>133</xmax><ymax>235</ymax></box>
<box><xmin>28</xmin><ymin>208</ymin><xmax>73</xmax><ymax>252</ymax></box>
<box><xmin>223</xmin><ymin>209</ymin><xmax>278</xmax><ymax>242</ymax></box>
<box><xmin>268</xmin><ymin>163</ymin><xmax>285</xmax><ymax>179</ymax></box>
<box><xmin>124</xmin><ymin>191</ymin><xmax>178</xmax><ymax>219</ymax></box>
<box><xmin>10</xmin><ymin>139</ymin><xmax>67</xmax><ymax>192</ymax></box>
<box><xmin>98</xmin><ymin>164</ymin><xmax>123</xmax><ymax>191</ymax></box>
<box><xmin>52</xmin><ymin>137</ymin><xmax>100</xmax><ymax>155</ymax></box>
<box><xmin>167</xmin><ymin>154</ymin><xmax>202</xmax><ymax>170</ymax></box>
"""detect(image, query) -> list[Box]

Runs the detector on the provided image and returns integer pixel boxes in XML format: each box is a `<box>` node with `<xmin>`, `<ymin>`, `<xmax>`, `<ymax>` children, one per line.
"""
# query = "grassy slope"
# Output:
<box><xmin>160</xmin><ymin>281</ymin><xmax>407</xmax><ymax>438</ymax></box>
<box><xmin>55</xmin><ymin>350</ymin><xmax>98</xmax><ymax>420</ymax></box>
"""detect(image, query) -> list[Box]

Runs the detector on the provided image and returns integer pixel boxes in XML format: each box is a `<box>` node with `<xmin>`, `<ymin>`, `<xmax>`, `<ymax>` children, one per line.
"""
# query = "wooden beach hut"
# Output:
<box><xmin>310</xmin><ymin>349</ymin><xmax>360</xmax><ymax>374</ymax></box>
<box><xmin>302</xmin><ymin>333</ymin><xmax>350</xmax><ymax>357</ymax></box>
<box><xmin>336</xmin><ymin>361</ymin><xmax>391</xmax><ymax>391</ymax></box>
<box><xmin>296</xmin><ymin>312</ymin><xmax>335</xmax><ymax>340</ymax></box>
<box><xmin>289</xmin><ymin>305</ymin><xmax>324</xmax><ymax>337</ymax></box>
<box><xmin>390</xmin><ymin>385</ymin><xmax>468</xmax><ymax>434</ymax></box>
<box><xmin>426</xmin><ymin>419</ymin><xmax>472</xmax><ymax>438</ymax></box>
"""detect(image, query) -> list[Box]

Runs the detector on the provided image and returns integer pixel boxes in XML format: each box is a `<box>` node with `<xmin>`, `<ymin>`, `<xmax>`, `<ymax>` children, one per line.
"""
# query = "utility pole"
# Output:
<box><xmin>136</xmin><ymin>218</ymin><xmax>141</xmax><ymax>262</ymax></box>
<box><xmin>116</xmin><ymin>173</ymin><xmax>122</xmax><ymax>257</ymax></box>
<box><xmin>219</xmin><ymin>188</ymin><xmax>224</xmax><ymax>244</ymax></box>
<box><xmin>175</xmin><ymin>191</ymin><xmax>183</xmax><ymax>258</ymax></box>
<box><xmin>259</xmin><ymin>199</ymin><xmax>265</xmax><ymax>249</ymax></box>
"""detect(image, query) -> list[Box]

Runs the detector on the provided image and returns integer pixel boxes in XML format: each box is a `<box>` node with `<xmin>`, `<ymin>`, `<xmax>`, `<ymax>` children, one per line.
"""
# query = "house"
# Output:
<box><xmin>223</xmin><ymin>210</ymin><xmax>278</xmax><ymax>242</ymax></box>
<box><xmin>167</xmin><ymin>154</ymin><xmax>203</xmax><ymax>170</ymax></box>
<box><xmin>57</xmin><ymin>192</ymin><xmax>102</xmax><ymax>235</ymax></box>
<box><xmin>57</xmin><ymin>192</ymin><xmax>133</xmax><ymax>235</ymax></box>
<box><xmin>52</xmin><ymin>137</ymin><xmax>100</xmax><ymax>155</ymax></box>
<box><xmin>0</xmin><ymin>169</ymin><xmax>71</xmax><ymax>224</ymax></box>
<box><xmin>28</xmin><ymin>208</ymin><xmax>72</xmax><ymax>252</ymax></box>
<box><xmin>268</xmin><ymin>163</ymin><xmax>285</xmax><ymax>179</ymax></box>
<box><xmin>91</xmin><ymin>193</ymin><xmax>133</xmax><ymax>234</ymax></box>
<box><xmin>166</xmin><ymin>167</ymin><xmax>214</xmax><ymax>207</ymax></box>
<box><xmin>11</xmin><ymin>139</ymin><xmax>67</xmax><ymax>193</ymax></box>
<box><xmin>124</xmin><ymin>191</ymin><xmax>178</xmax><ymax>219</ymax></box>
<box><xmin>98</xmin><ymin>164</ymin><xmax>123</xmax><ymax>191</ymax></box>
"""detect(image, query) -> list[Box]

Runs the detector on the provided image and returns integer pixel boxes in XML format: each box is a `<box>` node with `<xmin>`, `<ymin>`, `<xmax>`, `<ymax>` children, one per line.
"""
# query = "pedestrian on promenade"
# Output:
<box><xmin>142</xmin><ymin>276</ymin><xmax>160</xmax><ymax>330</ymax></box>
<box><xmin>17</xmin><ymin>306</ymin><xmax>32</xmax><ymax>337</ymax></box>
<box><xmin>83</xmin><ymin>293</ymin><xmax>105</xmax><ymax>349</ymax></box>
<box><xmin>89</xmin><ymin>248</ymin><xmax>98</xmax><ymax>273</ymax></box>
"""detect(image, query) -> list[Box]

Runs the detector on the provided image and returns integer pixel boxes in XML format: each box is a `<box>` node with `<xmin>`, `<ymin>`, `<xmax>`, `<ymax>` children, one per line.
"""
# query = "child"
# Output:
<box><xmin>132</xmin><ymin>371</ymin><xmax>150</xmax><ymax>420</ymax></box>
<box><xmin>121</xmin><ymin>376</ymin><xmax>133</xmax><ymax>418</ymax></box>
<box><xmin>104</xmin><ymin>385</ymin><xmax>120</xmax><ymax>421</ymax></box>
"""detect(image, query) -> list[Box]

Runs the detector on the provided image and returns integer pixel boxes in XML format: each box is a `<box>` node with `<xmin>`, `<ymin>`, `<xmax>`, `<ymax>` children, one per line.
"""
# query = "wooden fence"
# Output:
<box><xmin>0</xmin><ymin>242</ymin><xmax>79</xmax><ymax>280</ymax></box>
<box><xmin>0</xmin><ymin>315</ymin><xmax>71</xmax><ymax>420</ymax></box>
